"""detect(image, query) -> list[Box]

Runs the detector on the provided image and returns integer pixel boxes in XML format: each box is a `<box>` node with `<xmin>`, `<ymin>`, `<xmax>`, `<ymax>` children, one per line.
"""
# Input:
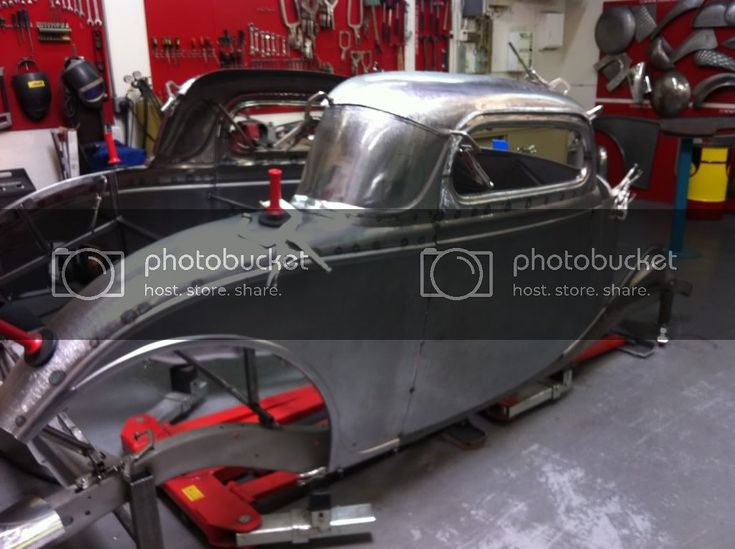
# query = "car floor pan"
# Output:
<box><xmin>595</xmin><ymin>7</ymin><xmax>636</xmax><ymax>54</ymax></box>
<box><xmin>632</xmin><ymin>5</ymin><xmax>657</xmax><ymax>42</ymax></box>
<box><xmin>693</xmin><ymin>2</ymin><xmax>729</xmax><ymax>27</ymax></box>
<box><xmin>652</xmin><ymin>0</ymin><xmax>705</xmax><ymax>37</ymax></box>
<box><xmin>693</xmin><ymin>73</ymin><xmax>735</xmax><ymax>106</ymax></box>
<box><xmin>694</xmin><ymin>49</ymin><xmax>735</xmax><ymax>71</ymax></box>
<box><xmin>670</xmin><ymin>29</ymin><xmax>718</xmax><ymax>63</ymax></box>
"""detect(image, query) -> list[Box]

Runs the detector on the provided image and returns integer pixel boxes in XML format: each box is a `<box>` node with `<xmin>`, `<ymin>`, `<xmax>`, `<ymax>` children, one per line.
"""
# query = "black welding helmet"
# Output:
<box><xmin>62</xmin><ymin>57</ymin><xmax>105</xmax><ymax>109</ymax></box>
<box><xmin>12</xmin><ymin>59</ymin><xmax>51</xmax><ymax>121</ymax></box>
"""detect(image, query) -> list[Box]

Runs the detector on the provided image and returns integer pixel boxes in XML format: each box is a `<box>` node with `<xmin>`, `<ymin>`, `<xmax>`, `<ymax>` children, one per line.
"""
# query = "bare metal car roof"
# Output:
<box><xmin>328</xmin><ymin>71</ymin><xmax>588</xmax><ymax>130</ymax></box>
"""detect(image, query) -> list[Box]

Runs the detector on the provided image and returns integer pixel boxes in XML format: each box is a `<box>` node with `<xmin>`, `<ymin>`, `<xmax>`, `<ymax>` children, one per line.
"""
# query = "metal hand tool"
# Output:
<box><xmin>349</xmin><ymin>50</ymin><xmax>372</xmax><ymax>74</ymax></box>
<box><xmin>370</xmin><ymin>3</ymin><xmax>381</xmax><ymax>53</ymax></box>
<box><xmin>338</xmin><ymin>29</ymin><xmax>350</xmax><ymax>61</ymax></box>
<box><xmin>303</xmin><ymin>35</ymin><xmax>313</xmax><ymax>59</ymax></box>
<box><xmin>347</xmin><ymin>0</ymin><xmax>362</xmax><ymax>45</ymax></box>
<box><xmin>91</xmin><ymin>0</ymin><xmax>101</xmax><ymax>26</ymax></box>
<box><xmin>201</xmin><ymin>37</ymin><xmax>208</xmax><ymax>63</ymax></box>
<box><xmin>85</xmin><ymin>0</ymin><xmax>92</xmax><ymax>25</ymax></box>
<box><xmin>299</xmin><ymin>0</ymin><xmax>318</xmax><ymax>38</ymax></box>
<box><xmin>249</xmin><ymin>23</ymin><xmax>256</xmax><ymax>55</ymax></box>
<box><xmin>77</xmin><ymin>0</ymin><xmax>83</xmax><ymax>17</ymax></box>
<box><xmin>360</xmin><ymin>50</ymin><xmax>372</xmax><ymax>73</ymax></box>
<box><xmin>323</xmin><ymin>0</ymin><xmax>337</xmax><ymax>30</ymax></box>
<box><xmin>279</xmin><ymin>0</ymin><xmax>300</xmax><ymax>48</ymax></box>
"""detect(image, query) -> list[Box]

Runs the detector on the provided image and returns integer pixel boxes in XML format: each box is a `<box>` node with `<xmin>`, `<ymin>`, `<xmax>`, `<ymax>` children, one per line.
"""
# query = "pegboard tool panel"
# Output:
<box><xmin>596</xmin><ymin>0</ymin><xmax>735</xmax><ymax>203</ymax></box>
<box><xmin>597</xmin><ymin>0</ymin><xmax>735</xmax><ymax>117</ymax></box>
<box><xmin>143</xmin><ymin>0</ymin><xmax>450</xmax><ymax>97</ymax></box>
<box><xmin>0</xmin><ymin>1</ymin><xmax>112</xmax><ymax>131</ymax></box>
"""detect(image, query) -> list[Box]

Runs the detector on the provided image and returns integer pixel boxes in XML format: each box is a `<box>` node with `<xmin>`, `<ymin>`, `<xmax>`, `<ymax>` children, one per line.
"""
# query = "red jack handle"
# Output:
<box><xmin>266</xmin><ymin>168</ymin><xmax>284</xmax><ymax>216</ymax></box>
<box><xmin>105</xmin><ymin>127</ymin><xmax>121</xmax><ymax>166</ymax></box>
<box><xmin>0</xmin><ymin>319</ymin><xmax>43</xmax><ymax>356</ymax></box>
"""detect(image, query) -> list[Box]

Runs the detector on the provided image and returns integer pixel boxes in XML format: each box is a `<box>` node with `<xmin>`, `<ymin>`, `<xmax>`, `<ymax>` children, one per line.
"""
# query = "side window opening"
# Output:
<box><xmin>452</xmin><ymin>124</ymin><xmax>587</xmax><ymax>196</ymax></box>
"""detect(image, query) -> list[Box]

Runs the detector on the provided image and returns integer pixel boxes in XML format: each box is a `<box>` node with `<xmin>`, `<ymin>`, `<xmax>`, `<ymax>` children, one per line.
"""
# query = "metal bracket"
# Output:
<box><xmin>128</xmin><ymin>473</ymin><xmax>164</xmax><ymax>549</ymax></box>
<box><xmin>235</xmin><ymin>503</ymin><xmax>375</xmax><ymax>546</ymax></box>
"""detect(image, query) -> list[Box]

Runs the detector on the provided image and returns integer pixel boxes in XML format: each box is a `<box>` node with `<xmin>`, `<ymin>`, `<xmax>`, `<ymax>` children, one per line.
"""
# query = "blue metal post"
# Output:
<box><xmin>670</xmin><ymin>137</ymin><xmax>693</xmax><ymax>255</ymax></box>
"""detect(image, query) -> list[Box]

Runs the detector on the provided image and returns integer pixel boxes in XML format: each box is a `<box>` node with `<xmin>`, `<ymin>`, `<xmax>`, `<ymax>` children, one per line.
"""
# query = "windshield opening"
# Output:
<box><xmin>295</xmin><ymin>106</ymin><xmax>446</xmax><ymax>209</ymax></box>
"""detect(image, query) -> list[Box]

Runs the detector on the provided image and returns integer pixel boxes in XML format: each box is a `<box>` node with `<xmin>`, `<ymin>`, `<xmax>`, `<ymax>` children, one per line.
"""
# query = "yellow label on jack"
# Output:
<box><xmin>181</xmin><ymin>484</ymin><xmax>205</xmax><ymax>502</ymax></box>
<box><xmin>27</xmin><ymin>80</ymin><xmax>46</xmax><ymax>89</ymax></box>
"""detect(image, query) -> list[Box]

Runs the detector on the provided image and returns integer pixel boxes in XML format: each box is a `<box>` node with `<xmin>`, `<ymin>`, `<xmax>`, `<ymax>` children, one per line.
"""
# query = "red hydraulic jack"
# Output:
<box><xmin>121</xmin><ymin>385</ymin><xmax>325</xmax><ymax>547</ymax></box>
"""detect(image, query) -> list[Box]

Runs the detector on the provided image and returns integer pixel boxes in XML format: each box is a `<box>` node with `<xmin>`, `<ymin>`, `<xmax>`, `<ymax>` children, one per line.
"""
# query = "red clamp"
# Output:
<box><xmin>0</xmin><ymin>319</ymin><xmax>56</xmax><ymax>367</ymax></box>
<box><xmin>260</xmin><ymin>168</ymin><xmax>288</xmax><ymax>226</ymax></box>
<box><xmin>105</xmin><ymin>126</ymin><xmax>121</xmax><ymax>166</ymax></box>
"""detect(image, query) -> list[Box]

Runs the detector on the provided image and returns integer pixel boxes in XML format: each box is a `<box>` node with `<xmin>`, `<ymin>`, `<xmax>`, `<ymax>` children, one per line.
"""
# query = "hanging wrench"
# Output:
<box><xmin>91</xmin><ymin>0</ymin><xmax>102</xmax><ymax>25</ymax></box>
<box><xmin>85</xmin><ymin>0</ymin><xmax>93</xmax><ymax>25</ymax></box>
<box><xmin>77</xmin><ymin>0</ymin><xmax>83</xmax><ymax>16</ymax></box>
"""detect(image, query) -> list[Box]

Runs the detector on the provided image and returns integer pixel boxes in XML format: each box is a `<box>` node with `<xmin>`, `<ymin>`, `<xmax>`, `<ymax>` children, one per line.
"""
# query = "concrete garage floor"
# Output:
<box><xmin>1</xmin><ymin>210</ymin><xmax>734</xmax><ymax>549</ymax></box>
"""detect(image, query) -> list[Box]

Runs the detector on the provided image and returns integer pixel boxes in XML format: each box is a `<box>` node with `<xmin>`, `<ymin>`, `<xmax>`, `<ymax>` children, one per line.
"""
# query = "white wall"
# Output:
<box><xmin>101</xmin><ymin>0</ymin><xmax>151</xmax><ymax>98</ymax></box>
<box><xmin>0</xmin><ymin>129</ymin><xmax>60</xmax><ymax>189</ymax></box>
<box><xmin>450</xmin><ymin>0</ymin><xmax>604</xmax><ymax>109</ymax></box>
<box><xmin>537</xmin><ymin>0</ymin><xmax>604</xmax><ymax>108</ymax></box>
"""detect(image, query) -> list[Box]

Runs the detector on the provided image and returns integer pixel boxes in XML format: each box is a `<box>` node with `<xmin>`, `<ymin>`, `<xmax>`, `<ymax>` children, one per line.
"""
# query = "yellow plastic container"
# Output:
<box><xmin>688</xmin><ymin>147</ymin><xmax>729</xmax><ymax>220</ymax></box>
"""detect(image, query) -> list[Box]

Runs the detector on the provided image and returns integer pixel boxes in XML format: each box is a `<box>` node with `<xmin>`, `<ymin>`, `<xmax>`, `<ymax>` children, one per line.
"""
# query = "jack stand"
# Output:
<box><xmin>618</xmin><ymin>337</ymin><xmax>656</xmax><ymax>359</ymax></box>
<box><xmin>487</xmin><ymin>370</ymin><xmax>573</xmax><ymax>423</ymax></box>
<box><xmin>441</xmin><ymin>419</ymin><xmax>488</xmax><ymax>449</ymax></box>
<box><xmin>145</xmin><ymin>364</ymin><xmax>208</xmax><ymax>424</ymax></box>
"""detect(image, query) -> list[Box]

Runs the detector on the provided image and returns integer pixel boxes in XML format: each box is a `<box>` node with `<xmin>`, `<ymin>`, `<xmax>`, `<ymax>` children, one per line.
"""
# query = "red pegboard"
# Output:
<box><xmin>596</xmin><ymin>1</ymin><xmax>735</xmax><ymax>203</ymax></box>
<box><xmin>0</xmin><ymin>2</ymin><xmax>113</xmax><ymax>131</ymax></box>
<box><xmin>143</xmin><ymin>0</ymin><xmax>450</xmax><ymax>98</ymax></box>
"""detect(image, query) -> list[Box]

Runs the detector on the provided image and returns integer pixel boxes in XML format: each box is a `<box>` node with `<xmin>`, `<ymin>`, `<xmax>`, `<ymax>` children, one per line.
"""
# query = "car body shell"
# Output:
<box><xmin>0</xmin><ymin>73</ymin><xmax>671</xmax><ymax>475</ymax></box>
